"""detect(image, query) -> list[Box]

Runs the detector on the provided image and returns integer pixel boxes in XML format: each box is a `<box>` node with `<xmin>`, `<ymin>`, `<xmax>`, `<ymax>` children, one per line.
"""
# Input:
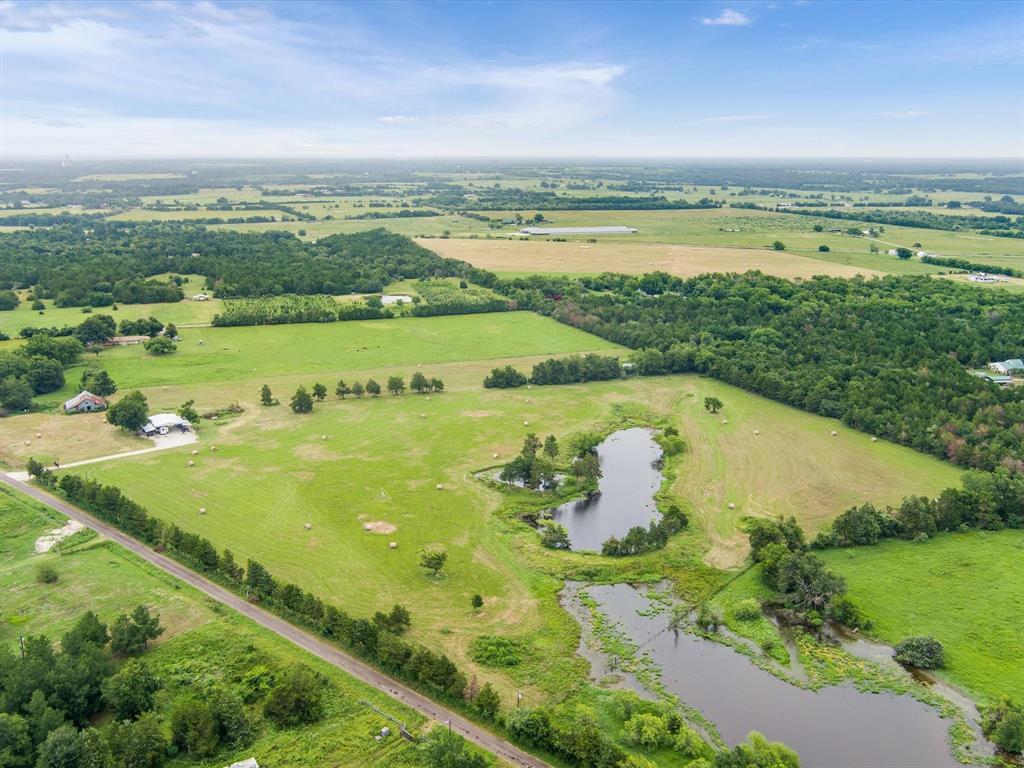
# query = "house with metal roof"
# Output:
<box><xmin>63</xmin><ymin>391</ymin><xmax>107</xmax><ymax>413</ymax></box>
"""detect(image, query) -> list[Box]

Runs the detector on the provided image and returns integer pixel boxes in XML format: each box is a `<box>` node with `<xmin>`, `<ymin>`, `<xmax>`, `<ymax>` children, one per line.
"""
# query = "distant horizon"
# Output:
<box><xmin>2</xmin><ymin>0</ymin><xmax>1022</xmax><ymax>159</ymax></box>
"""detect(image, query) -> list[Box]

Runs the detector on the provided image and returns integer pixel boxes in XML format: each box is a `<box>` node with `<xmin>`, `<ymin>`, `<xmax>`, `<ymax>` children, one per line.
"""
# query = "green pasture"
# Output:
<box><xmin>821</xmin><ymin>531</ymin><xmax>1024</xmax><ymax>704</ymax></box>
<box><xmin>0</xmin><ymin>485</ymin><xmax>425</xmax><ymax>767</ymax></box>
<box><xmin>47</xmin><ymin>312</ymin><xmax>619</xmax><ymax>396</ymax></box>
<box><xmin>1</xmin><ymin>295</ymin><xmax>221</xmax><ymax>338</ymax></box>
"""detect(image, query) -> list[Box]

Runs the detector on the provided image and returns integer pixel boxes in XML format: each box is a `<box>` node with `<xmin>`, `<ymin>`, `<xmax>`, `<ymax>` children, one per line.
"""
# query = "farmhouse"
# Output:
<box><xmin>989</xmin><ymin>359</ymin><xmax>1024</xmax><ymax>374</ymax></box>
<box><xmin>63</xmin><ymin>391</ymin><xmax>107</xmax><ymax>413</ymax></box>
<box><xmin>140</xmin><ymin>413</ymin><xmax>191</xmax><ymax>437</ymax></box>
<box><xmin>519</xmin><ymin>226</ymin><xmax>638</xmax><ymax>236</ymax></box>
<box><xmin>108</xmin><ymin>335</ymin><xmax>149</xmax><ymax>346</ymax></box>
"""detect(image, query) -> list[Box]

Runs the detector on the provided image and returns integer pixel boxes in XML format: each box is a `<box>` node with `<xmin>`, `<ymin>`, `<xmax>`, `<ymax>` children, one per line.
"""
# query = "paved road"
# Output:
<box><xmin>1</xmin><ymin>473</ymin><xmax>548</xmax><ymax>768</ymax></box>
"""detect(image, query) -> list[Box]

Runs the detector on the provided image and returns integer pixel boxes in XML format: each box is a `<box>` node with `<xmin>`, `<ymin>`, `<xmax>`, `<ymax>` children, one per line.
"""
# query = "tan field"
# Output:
<box><xmin>421</xmin><ymin>238</ymin><xmax>887</xmax><ymax>280</ymax></box>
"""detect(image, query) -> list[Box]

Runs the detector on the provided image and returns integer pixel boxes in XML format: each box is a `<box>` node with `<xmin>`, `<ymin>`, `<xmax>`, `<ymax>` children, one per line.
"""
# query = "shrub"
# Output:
<box><xmin>470</xmin><ymin>635</ymin><xmax>524</xmax><ymax>667</ymax></box>
<box><xmin>623</xmin><ymin>713</ymin><xmax>671</xmax><ymax>749</ymax></box>
<box><xmin>732</xmin><ymin>598</ymin><xmax>762</xmax><ymax>622</ymax></box>
<box><xmin>893</xmin><ymin>636</ymin><xmax>944</xmax><ymax>669</ymax></box>
<box><xmin>504</xmin><ymin>707</ymin><xmax>552</xmax><ymax>749</ymax></box>
<box><xmin>36</xmin><ymin>563</ymin><xmax>59</xmax><ymax>584</ymax></box>
<box><xmin>263</xmin><ymin>665</ymin><xmax>326</xmax><ymax>726</ymax></box>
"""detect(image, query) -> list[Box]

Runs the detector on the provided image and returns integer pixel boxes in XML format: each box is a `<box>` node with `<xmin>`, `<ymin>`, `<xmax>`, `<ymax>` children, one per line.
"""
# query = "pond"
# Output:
<box><xmin>565</xmin><ymin>582</ymin><xmax>971</xmax><ymax>768</ymax></box>
<box><xmin>551</xmin><ymin>427</ymin><xmax>663</xmax><ymax>551</ymax></box>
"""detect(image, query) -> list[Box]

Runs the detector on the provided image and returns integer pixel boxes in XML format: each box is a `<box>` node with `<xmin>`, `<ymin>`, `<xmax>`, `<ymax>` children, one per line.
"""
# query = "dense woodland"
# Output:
<box><xmin>0</xmin><ymin>224</ymin><xmax>481</xmax><ymax>304</ymax></box>
<box><xmin>493</xmin><ymin>272</ymin><xmax>1024</xmax><ymax>473</ymax></box>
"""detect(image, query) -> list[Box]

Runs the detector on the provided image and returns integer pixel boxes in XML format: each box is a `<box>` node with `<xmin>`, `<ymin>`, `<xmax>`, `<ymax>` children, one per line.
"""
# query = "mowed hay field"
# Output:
<box><xmin>820</xmin><ymin>531</ymin><xmax>1024</xmax><ymax>704</ymax></box>
<box><xmin>422</xmin><ymin>238</ymin><xmax>886</xmax><ymax>280</ymax></box>
<box><xmin>74</xmin><ymin>356</ymin><xmax>960</xmax><ymax>698</ymax></box>
<box><xmin>0</xmin><ymin>487</ymin><xmax>425</xmax><ymax>767</ymax></box>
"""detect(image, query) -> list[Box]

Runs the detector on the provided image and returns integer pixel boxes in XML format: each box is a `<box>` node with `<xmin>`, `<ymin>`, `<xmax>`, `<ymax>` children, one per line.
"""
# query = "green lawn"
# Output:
<box><xmin>0</xmin><ymin>294</ymin><xmax>222</xmax><ymax>337</ymax></box>
<box><xmin>820</xmin><ymin>531</ymin><xmax>1024</xmax><ymax>704</ymax></box>
<box><xmin>0</xmin><ymin>484</ymin><xmax>425</xmax><ymax>767</ymax></box>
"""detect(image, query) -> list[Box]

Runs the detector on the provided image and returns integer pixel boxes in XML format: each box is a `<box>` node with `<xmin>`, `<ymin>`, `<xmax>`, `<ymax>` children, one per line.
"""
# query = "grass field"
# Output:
<box><xmin>820</xmin><ymin>531</ymin><xmax>1024</xmax><ymax>705</ymax></box>
<box><xmin>60</xmin><ymin>364</ymin><xmax>961</xmax><ymax>701</ymax></box>
<box><xmin>0</xmin><ymin>295</ymin><xmax>221</xmax><ymax>337</ymax></box>
<box><xmin>422</xmin><ymin>238</ymin><xmax>886</xmax><ymax>280</ymax></box>
<box><xmin>0</xmin><ymin>485</ymin><xmax>426</xmax><ymax>767</ymax></box>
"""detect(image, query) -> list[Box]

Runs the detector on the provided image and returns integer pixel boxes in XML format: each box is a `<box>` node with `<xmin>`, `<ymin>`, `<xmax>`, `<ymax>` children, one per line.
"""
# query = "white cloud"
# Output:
<box><xmin>378</xmin><ymin>115</ymin><xmax>420</xmax><ymax>124</ymax></box>
<box><xmin>701</xmin><ymin>9</ymin><xmax>754</xmax><ymax>27</ymax></box>
<box><xmin>700</xmin><ymin>114</ymin><xmax>770</xmax><ymax>123</ymax></box>
<box><xmin>874</xmin><ymin>110</ymin><xmax>931</xmax><ymax>119</ymax></box>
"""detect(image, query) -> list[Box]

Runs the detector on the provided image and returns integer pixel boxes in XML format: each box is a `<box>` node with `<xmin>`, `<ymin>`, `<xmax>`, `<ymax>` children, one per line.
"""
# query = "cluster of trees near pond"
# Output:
<box><xmin>0</xmin><ymin>224</ymin><xmax>489</xmax><ymax>305</ymax></box>
<box><xmin>493</xmin><ymin>271</ymin><xmax>1024</xmax><ymax>475</ymax></box>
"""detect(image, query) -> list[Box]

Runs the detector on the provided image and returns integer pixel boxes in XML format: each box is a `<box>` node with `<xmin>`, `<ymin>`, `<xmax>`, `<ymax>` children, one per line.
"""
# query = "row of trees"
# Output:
<box><xmin>274</xmin><ymin>372</ymin><xmax>446</xmax><ymax>413</ymax></box>
<box><xmin>483</xmin><ymin>354</ymin><xmax>624</xmax><ymax>389</ymax></box>
<box><xmin>811</xmin><ymin>469</ymin><xmax>1024</xmax><ymax>548</ymax></box>
<box><xmin>601</xmin><ymin>505</ymin><xmax>689</xmax><ymax>556</ymax></box>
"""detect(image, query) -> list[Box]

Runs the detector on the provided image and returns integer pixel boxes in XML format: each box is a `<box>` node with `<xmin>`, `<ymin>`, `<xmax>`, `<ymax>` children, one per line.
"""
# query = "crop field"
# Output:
<box><xmin>0</xmin><ymin>486</ymin><xmax>424</xmax><ymax>766</ymax></box>
<box><xmin>107</xmin><ymin>207</ymin><xmax>295</xmax><ymax>222</ymax></box>
<box><xmin>422</xmin><ymin>238</ymin><xmax>886</xmax><ymax>280</ymax></box>
<box><xmin>820</xmin><ymin>531</ymin><xmax>1024</xmax><ymax>704</ymax></box>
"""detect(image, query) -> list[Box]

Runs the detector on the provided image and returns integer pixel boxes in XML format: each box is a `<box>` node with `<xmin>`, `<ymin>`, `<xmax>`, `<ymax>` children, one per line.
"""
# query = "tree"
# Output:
<box><xmin>410</xmin><ymin>371</ymin><xmax>430</xmax><ymax>393</ymax></box>
<box><xmin>80</xmin><ymin>368</ymin><xmax>117</xmax><ymax>396</ymax></box>
<box><xmin>543</xmin><ymin>434</ymin><xmax>558</xmax><ymax>459</ymax></box>
<box><xmin>289</xmin><ymin>386</ymin><xmax>313</xmax><ymax>414</ymax></box>
<box><xmin>0</xmin><ymin>377</ymin><xmax>34</xmax><ymax>411</ymax></box>
<box><xmin>26</xmin><ymin>690</ymin><xmax>65</xmax><ymax>748</ymax></box>
<box><xmin>206</xmin><ymin>686</ymin><xmax>252</xmax><ymax>747</ymax></box>
<box><xmin>106</xmin><ymin>391</ymin><xmax>149</xmax><ymax>432</ymax></box>
<box><xmin>704</xmin><ymin>396</ymin><xmax>723</xmax><ymax>414</ymax></box>
<box><xmin>387</xmin><ymin>375</ymin><xmax>405</xmax><ymax>395</ymax></box>
<box><xmin>61</xmin><ymin>611</ymin><xmax>109</xmax><ymax>656</ymax></box>
<box><xmin>0</xmin><ymin>713</ymin><xmax>32</xmax><ymax>768</ymax></box>
<box><xmin>335</xmin><ymin>379</ymin><xmax>350</xmax><ymax>399</ymax></box>
<box><xmin>475</xmin><ymin>683</ymin><xmax>500</xmax><ymax>721</ymax></box>
<box><xmin>896</xmin><ymin>247</ymin><xmax>914</xmax><ymax>260</ymax></box>
<box><xmin>419</xmin><ymin>729</ymin><xmax>488</xmax><ymax>768</ymax></box>
<box><xmin>263</xmin><ymin>665</ymin><xmax>325</xmax><ymax>727</ymax></box>
<box><xmin>177</xmin><ymin>399</ymin><xmax>198</xmax><ymax>425</ymax></box>
<box><xmin>170</xmin><ymin>698</ymin><xmax>218</xmax><ymax>757</ymax></box>
<box><xmin>521</xmin><ymin>433</ymin><xmax>542</xmax><ymax>458</ymax></box>
<box><xmin>818</xmin><ymin>244</ymin><xmax>830</xmax><ymax>252</ymax></box>
<box><xmin>109</xmin><ymin>606</ymin><xmax>163</xmax><ymax>657</ymax></box>
<box><xmin>163</xmin><ymin>323</ymin><xmax>178</xmax><ymax>338</ymax></box>
<box><xmin>772</xmin><ymin>240</ymin><xmax>785</xmax><ymax>251</ymax></box>
<box><xmin>102</xmin><ymin>659</ymin><xmax>161</xmax><ymax>720</ymax></box>
<box><xmin>774</xmin><ymin>551</ymin><xmax>845</xmax><ymax>612</ymax></box>
<box><xmin>25</xmin><ymin>356</ymin><xmax>64</xmax><ymax>394</ymax></box>
<box><xmin>540</xmin><ymin>523</ymin><xmax>570</xmax><ymax>549</ymax></box>
<box><xmin>623</xmin><ymin>713</ymin><xmax>671</xmax><ymax>748</ymax></box>
<box><xmin>984</xmin><ymin>698</ymin><xmax>1024</xmax><ymax>754</ymax></box>
<box><xmin>109</xmin><ymin>712</ymin><xmax>167</xmax><ymax>768</ymax></box>
<box><xmin>259</xmin><ymin>384</ymin><xmax>276</xmax><ymax>406</ymax></box>
<box><xmin>35</xmin><ymin>725</ymin><xmax>85</xmax><ymax>768</ymax></box>
<box><xmin>430</xmin><ymin>377</ymin><xmax>444</xmax><ymax>392</ymax></box>
<box><xmin>74</xmin><ymin>315</ymin><xmax>115</xmax><ymax>345</ymax></box>
<box><xmin>351</xmin><ymin>381</ymin><xmax>365</xmax><ymax>398</ymax></box>
<box><xmin>504</xmin><ymin>708</ymin><xmax>552</xmax><ymax>749</ymax></box>
<box><xmin>712</xmin><ymin>731</ymin><xmax>799</xmax><ymax>768</ymax></box>
<box><xmin>311</xmin><ymin>382</ymin><xmax>327</xmax><ymax>401</ymax></box>
<box><xmin>572</xmin><ymin>453</ymin><xmax>602</xmax><ymax>484</ymax></box>
<box><xmin>419</xmin><ymin>545</ymin><xmax>448</xmax><ymax>577</ymax></box>
<box><xmin>365</xmin><ymin>378</ymin><xmax>381</xmax><ymax>396</ymax></box>
<box><xmin>483</xmin><ymin>365</ymin><xmax>527</xmax><ymax>388</ymax></box>
<box><xmin>143</xmin><ymin>336</ymin><xmax>176</xmax><ymax>355</ymax></box>
<box><xmin>893</xmin><ymin>636</ymin><xmax>944</xmax><ymax>669</ymax></box>
<box><xmin>471</xmin><ymin>594</ymin><xmax>484</xmax><ymax>609</ymax></box>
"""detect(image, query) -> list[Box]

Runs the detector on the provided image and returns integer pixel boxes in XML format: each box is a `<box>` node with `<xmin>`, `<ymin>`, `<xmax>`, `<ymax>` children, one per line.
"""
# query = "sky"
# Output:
<box><xmin>1</xmin><ymin>0</ymin><xmax>1022</xmax><ymax>159</ymax></box>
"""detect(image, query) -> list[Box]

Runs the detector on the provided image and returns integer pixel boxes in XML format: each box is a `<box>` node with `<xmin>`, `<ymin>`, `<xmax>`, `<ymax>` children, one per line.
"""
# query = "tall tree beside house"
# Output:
<box><xmin>106</xmin><ymin>391</ymin><xmax>149</xmax><ymax>432</ymax></box>
<box><xmin>80</xmin><ymin>368</ymin><xmax>117</xmax><ymax>396</ymax></box>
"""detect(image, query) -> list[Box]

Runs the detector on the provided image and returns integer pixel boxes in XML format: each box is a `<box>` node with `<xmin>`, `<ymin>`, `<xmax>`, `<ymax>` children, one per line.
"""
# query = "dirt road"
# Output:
<box><xmin>1</xmin><ymin>473</ymin><xmax>548</xmax><ymax>768</ymax></box>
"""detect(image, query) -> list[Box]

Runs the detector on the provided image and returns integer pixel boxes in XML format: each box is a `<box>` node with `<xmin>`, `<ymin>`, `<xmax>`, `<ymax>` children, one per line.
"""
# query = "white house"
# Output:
<box><xmin>989</xmin><ymin>359</ymin><xmax>1024</xmax><ymax>374</ymax></box>
<box><xmin>140</xmin><ymin>413</ymin><xmax>191</xmax><ymax>437</ymax></box>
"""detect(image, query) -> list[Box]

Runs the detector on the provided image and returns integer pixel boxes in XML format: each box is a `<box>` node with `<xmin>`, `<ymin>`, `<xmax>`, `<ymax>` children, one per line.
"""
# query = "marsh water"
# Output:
<box><xmin>551</xmin><ymin>427</ymin><xmax>662</xmax><ymax>551</ymax></box>
<box><xmin>566</xmin><ymin>582</ymin><xmax>968</xmax><ymax>768</ymax></box>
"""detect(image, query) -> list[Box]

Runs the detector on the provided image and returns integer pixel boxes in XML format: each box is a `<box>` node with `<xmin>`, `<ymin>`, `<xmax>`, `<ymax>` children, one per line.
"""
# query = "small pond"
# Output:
<box><xmin>566</xmin><ymin>582</ymin><xmax>972</xmax><ymax>768</ymax></box>
<box><xmin>551</xmin><ymin>427</ymin><xmax>662</xmax><ymax>551</ymax></box>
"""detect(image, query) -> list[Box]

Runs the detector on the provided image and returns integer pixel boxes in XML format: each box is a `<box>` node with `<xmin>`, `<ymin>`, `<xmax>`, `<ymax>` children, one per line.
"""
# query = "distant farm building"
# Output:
<box><xmin>968</xmin><ymin>273</ymin><xmax>1007</xmax><ymax>283</ymax></box>
<box><xmin>140</xmin><ymin>413</ymin><xmax>192</xmax><ymax>437</ymax></box>
<box><xmin>64</xmin><ymin>391</ymin><xmax>107</xmax><ymax>413</ymax></box>
<box><xmin>989</xmin><ymin>359</ymin><xmax>1024</xmax><ymax>374</ymax></box>
<box><xmin>519</xmin><ymin>226</ymin><xmax>638</xmax><ymax>236</ymax></box>
<box><xmin>226</xmin><ymin>760</ymin><xmax>259</xmax><ymax>768</ymax></box>
<box><xmin>108</xmin><ymin>335</ymin><xmax>149</xmax><ymax>346</ymax></box>
<box><xmin>191</xmin><ymin>293</ymin><xmax>210</xmax><ymax>301</ymax></box>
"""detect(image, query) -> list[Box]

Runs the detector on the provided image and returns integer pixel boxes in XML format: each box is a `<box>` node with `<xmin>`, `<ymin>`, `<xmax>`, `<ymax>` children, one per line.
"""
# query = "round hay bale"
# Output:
<box><xmin>523</xmin><ymin>420</ymin><xmax>529</xmax><ymax>426</ymax></box>
<box><xmin>211</xmin><ymin>415</ymin><xmax>218</xmax><ymax>420</ymax></box>
<box><xmin>435</xmin><ymin>483</ymin><xmax>444</xmax><ymax>490</ymax></box>
<box><xmin>722</xmin><ymin>419</ymin><xmax>728</xmax><ymax>424</ymax></box>
<box><xmin>35</xmin><ymin>432</ymin><xmax>42</xmax><ymax>438</ymax></box>
<box><xmin>304</xmin><ymin>522</ymin><xmax>312</xmax><ymax>530</ymax></box>
<box><xmin>426</xmin><ymin>396</ymin><xmax>431</xmax><ymax>400</ymax></box>
<box><xmin>321</xmin><ymin>435</ymin><xmax>327</xmax><ymax>440</ymax></box>
<box><xmin>363</xmin><ymin>523</ymin><xmax>372</xmax><ymax>531</ymax></box>
<box><xmin>831</xmin><ymin>430</ymin><xmax>838</xmax><ymax>436</ymax></box>
<box><xmin>191</xmin><ymin>449</ymin><xmax>199</xmax><ymax>455</ymax></box>
<box><xmin>525</xmin><ymin>398</ymin><xmax>530</xmax><ymax>403</ymax></box>
<box><xmin>389</xmin><ymin>541</ymin><xmax>398</xmax><ymax>550</ymax></box>
<box><xmin>417</xmin><ymin>363</ymin><xmax>422</xmax><ymax>368</ymax></box>
<box><xmin>728</xmin><ymin>502</ymin><xmax>736</xmax><ymax>510</ymax></box>
<box><xmin>24</xmin><ymin>440</ymin><xmax>30</xmax><ymax>446</ymax></box>
<box><xmin>492</xmin><ymin>453</ymin><xmax>499</xmax><ymax>459</ymax></box>
<box><xmin>753</xmin><ymin>430</ymin><xmax>760</xmax><ymax>435</ymax></box>
<box><xmin>198</xmin><ymin>507</ymin><xmax>206</xmax><ymax>515</ymax></box>
<box><xmin>527</xmin><ymin>385</ymin><xmax>532</xmax><ymax>390</ymax></box>
<box><xmin>210</xmin><ymin>446</ymin><xmax>217</xmax><ymax>452</ymax></box>
<box><xmin>871</xmin><ymin>437</ymin><xmax>878</xmax><ymax>442</ymax></box>
<box><xmin>420</xmin><ymin>413</ymin><xmax>426</xmax><ymax>418</ymax></box>
<box><xmin>187</xmin><ymin>460</ymin><xmax>194</xmax><ymax>467</ymax></box>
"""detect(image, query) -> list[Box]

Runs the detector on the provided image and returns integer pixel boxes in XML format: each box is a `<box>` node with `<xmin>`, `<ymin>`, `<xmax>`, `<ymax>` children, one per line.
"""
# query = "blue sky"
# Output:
<box><xmin>1</xmin><ymin>0</ymin><xmax>1022</xmax><ymax>158</ymax></box>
